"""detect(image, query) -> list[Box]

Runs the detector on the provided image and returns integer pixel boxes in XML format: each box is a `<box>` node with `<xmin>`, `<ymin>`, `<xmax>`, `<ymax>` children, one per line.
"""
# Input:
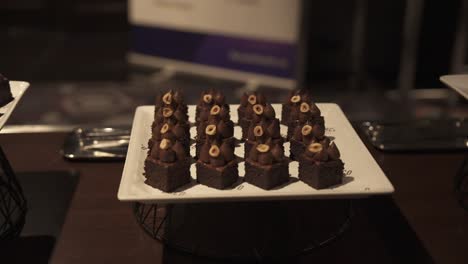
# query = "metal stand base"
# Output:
<box><xmin>455</xmin><ymin>155</ymin><xmax>468</xmax><ymax>211</ymax></box>
<box><xmin>0</xmin><ymin>146</ymin><xmax>27</xmax><ymax>240</ymax></box>
<box><xmin>134</xmin><ymin>200</ymin><xmax>352</xmax><ymax>261</ymax></box>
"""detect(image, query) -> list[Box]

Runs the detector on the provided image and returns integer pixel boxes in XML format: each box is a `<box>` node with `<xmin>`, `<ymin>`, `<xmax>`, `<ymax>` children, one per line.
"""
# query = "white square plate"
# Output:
<box><xmin>118</xmin><ymin>103</ymin><xmax>394</xmax><ymax>203</ymax></box>
<box><xmin>440</xmin><ymin>74</ymin><xmax>468</xmax><ymax>99</ymax></box>
<box><xmin>0</xmin><ymin>81</ymin><xmax>30</xmax><ymax>130</ymax></box>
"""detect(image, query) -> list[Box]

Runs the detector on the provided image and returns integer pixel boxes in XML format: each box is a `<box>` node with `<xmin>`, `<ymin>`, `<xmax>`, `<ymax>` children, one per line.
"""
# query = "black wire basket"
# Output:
<box><xmin>0</xmin><ymin>148</ymin><xmax>27</xmax><ymax>240</ymax></box>
<box><xmin>134</xmin><ymin>199</ymin><xmax>353</xmax><ymax>261</ymax></box>
<box><xmin>455</xmin><ymin>155</ymin><xmax>468</xmax><ymax>212</ymax></box>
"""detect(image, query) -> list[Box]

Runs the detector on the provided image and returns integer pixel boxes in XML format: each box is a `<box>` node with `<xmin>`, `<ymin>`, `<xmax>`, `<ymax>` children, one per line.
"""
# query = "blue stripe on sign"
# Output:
<box><xmin>131</xmin><ymin>25</ymin><xmax>296</xmax><ymax>78</ymax></box>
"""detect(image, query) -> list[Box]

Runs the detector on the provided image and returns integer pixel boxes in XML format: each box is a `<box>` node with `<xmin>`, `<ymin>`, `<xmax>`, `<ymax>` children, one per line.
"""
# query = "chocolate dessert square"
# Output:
<box><xmin>196</xmin><ymin>160</ymin><xmax>239</xmax><ymax>189</ymax></box>
<box><xmin>289</xmin><ymin>139</ymin><xmax>306</xmax><ymax>160</ymax></box>
<box><xmin>298</xmin><ymin>159</ymin><xmax>344</xmax><ymax>189</ymax></box>
<box><xmin>144</xmin><ymin>157</ymin><xmax>191</xmax><ymax>192</ymax></box>
<box><xmin>244</xmin><ymin>160</ymin><xmax>289</xmax><ymax>190</ymax></box>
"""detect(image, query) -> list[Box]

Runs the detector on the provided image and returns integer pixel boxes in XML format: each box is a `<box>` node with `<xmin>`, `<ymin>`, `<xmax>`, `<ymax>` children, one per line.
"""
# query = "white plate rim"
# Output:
<box><xmin>0</xmin><ymin>81</ymin><xmax>30</xmax><ymax>130</ymax></box>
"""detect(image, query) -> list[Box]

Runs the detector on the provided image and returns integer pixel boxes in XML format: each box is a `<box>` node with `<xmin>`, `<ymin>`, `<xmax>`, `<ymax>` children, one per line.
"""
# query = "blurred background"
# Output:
<box><xmin>0</xmin><ymin>0</ymin><xmax>467</xmax><ymax>128</ymax></box>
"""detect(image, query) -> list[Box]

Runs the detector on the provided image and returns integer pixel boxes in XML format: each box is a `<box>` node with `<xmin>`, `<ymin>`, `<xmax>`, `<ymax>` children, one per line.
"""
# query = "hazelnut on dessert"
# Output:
<box><xmin>281</xmin><ymin>89</ymin><xmax>310</xmax><ymax>125</ymax></box>
<box><xmin>154</xmin><ymin>89</ymin><xmax>188</xmax><ymax>120</ymax></box>
<box><xmin>195</xmin><ymin>113</ymin><xmax>234</xmax><ymax>158</ymax></box>
<box><xmin>289</xmin><ymin>120</ymin><xmax>330</xmax><ymax>160</ymax></box>
<box><xmin>237</xmin><ymin>91</ymin><xmax>267</xmax><ymax>139</ymax></box>
<box><xmin>245</xmin><ymin>118</ymin><xmax>283</xmax><ymax>158</ymax></box>
<box><xmin>196</xmin><ymin>89</ymin><xmax>228</xmax><ymax>124</ymax></box>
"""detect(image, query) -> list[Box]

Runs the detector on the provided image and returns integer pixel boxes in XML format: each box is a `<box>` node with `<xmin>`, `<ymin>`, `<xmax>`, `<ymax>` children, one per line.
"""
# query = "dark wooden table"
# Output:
<box><xmin>0</xmin><ymin>132</ymin><xmax>466</xmax><ymax>263</ymax></box>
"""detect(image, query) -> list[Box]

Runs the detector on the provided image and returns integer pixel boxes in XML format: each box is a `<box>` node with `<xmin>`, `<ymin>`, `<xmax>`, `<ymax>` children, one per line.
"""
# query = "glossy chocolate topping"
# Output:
<box><xmin>256</xmin><ymin>93</ymin><xmax>266</xmax><ymax>105</ymax></box>
<box><xmin>150</xmin><ymin>138</ymin><xmax>187</xmax><ymax>163</ymax></box>
<box><xmin>155</xmin><ymin>104</ymin><xmax>188</xmax><ymax>125</ymax></box>
<box><xmin>327</xmin><ymin>142</ymin><xmax>341</xmax><ymax>160</ymax></box>
<box><xmin>220</xmin><ymin>141</ymin><xmax>235</xmax><ymax>162</ymax></box>
<box><xmin>173</xmin><ymin>123</ymin><xmax>188</xmax><ymax>139</ymax></box>
<box><xmin>173</xmin><ymin>141</ymin><xmax>187</xmax><ymax>161</ymax></box>
<box><xmin>248</xmin><ymin>142</ymin><xmax>285</xmax><ymax>166</ymax></box>
<box><xmin>158</xmin><ymin>139</ymin><xmax>176</xmax><ymax>163</ymax></box>
<box><xmin>267</xmin><ymin>118</ymin><xmax>281</xmax><ymax>138</ymax></box>
<box><xmin>219</xmin><ymin>105</ymin><xmax>230</xmax><ymax>119</ymax></box>
<box><xmin>239</xmin><ymin>92</ymin><xmax>267</xmax><ymax>120</ymax></box>
<box><xmin>263</xmin><ymin>104</ymin><xmax>276</xmax><ymax>119</ymax></box>
<box><xmin>257</xmin><ymin>151</ymin><xmax>273</xmax><ymax>165</ymax></box>
<box><xmin>199</xmin><ymin>141</ymin><xmax>211</xmax><ymax>163</ymax></box>
<box><xmin>271</xmin><ymin>143</ymin><xmax>284</xmax><ymax>162</ymax></box>
<box><xmin>247</xmin><ymin>123</ymin><xmax>265</xmax><ymax>141</ymax></box>
<box><xmin>292</xmin><ymin>122</ymin><xmax>314</xmax><ymax>143</ymax></box>
<box><xmin>310</xmin><ymin>103</ymin><xmax>321</xmax><ymax>116</ymax></box>
<box><xmin>150</xmin><ymin>143</ymin><xmax>160</xmax><ymax>159</ymax></box>
<box><xmin>173</xmin><ymin>90</ymin><xmax>185</xmax><ymax>105</ymax></box>
<box><xmin>199</xmin><ymin>141</ymin><xmax>236</xmax><ymax>168</ymax></box>
<box><xmin>286</xmin><ymin>89</ymin><xmax>309</xmax><ymax>104</ymax></box>
<box><xmin>155</xmin><ymin>89</ymin><xmax>188</xmax><ymax>121</ymax></box>
<box><xmin>174</xmin><ymin>108</ymin><xmax>188</xmax><ymax>121</ymax></box>
<box><xmin>214</xmin><ymin>92</ymin><xmax>225</xmax><ymax>105</ymax></box>
<box><xmin>202</xmin><ymin>93</ymin><xmax>213</xmax><ymax>104</ymax></box>
<box><xmin>303</xmin><ymin>141</ymin><xmax>341</xmax><ymax>162</ymax></box>
<box><xmin>198</xmin><ymin>89</ymin><xmax>215</xmax><ymax>106</ymax></box>
<box><xmin>240</xmin><ymin>92</ymin><xmax>248</xmax><ymax>107</ymax></box>
<box><xmin>313</xmin><ymin>149</ymin><xmax>329</xmax><ymax>161</ymax></box>
<box><xmin>313</xmin><ymin>122</ymin><xmax>325</xmax><ymax>138</ymax></box>
<box><xmin>217</xmin><ymin>119</ymin><xmax>234</xmax><ymax>138</ymax></box>
<box><xmin>153</xmin><ymin>123</ymin><xmax>174</xmax><ymax>141</ymax></box>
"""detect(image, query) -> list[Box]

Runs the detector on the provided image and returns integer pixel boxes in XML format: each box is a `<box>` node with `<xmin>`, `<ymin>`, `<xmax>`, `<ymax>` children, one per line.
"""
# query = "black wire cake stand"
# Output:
<box><xmin>0</xmin><ymin>81</ymin><xmax>29</xmax><ymax>241</ymax></box>
<box><xmin>0</xmin><ymin>146</ymin><xmax>27</xmax><ymax>240</ymax></box>
<box><xmin>454</xmin><ymin>155</ymin><xmax>468</xmax><ymax>212</ymax></box>
<box><xmin>133</xmin><ymin>199</ymin><xmax>353</xmax><ymax>261</ymax></box>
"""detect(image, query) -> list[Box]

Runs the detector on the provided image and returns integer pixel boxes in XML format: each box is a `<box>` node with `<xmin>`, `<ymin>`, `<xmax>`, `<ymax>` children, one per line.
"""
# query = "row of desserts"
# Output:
<box><xmin>144</xmin><ymin>89</ymin><xmax>344</xmax><ymax>192</ymax></box>
<box><xmin>237</xmin><ymin>90</ymin><xmax>344</xmax><ymax>189</ymax></box>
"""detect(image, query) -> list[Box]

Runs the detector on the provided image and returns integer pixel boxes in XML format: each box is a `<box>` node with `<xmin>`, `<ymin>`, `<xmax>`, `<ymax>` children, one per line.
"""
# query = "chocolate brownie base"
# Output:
<box><xmin>144</xmin><ymin>157</ymin><xmax>191</xmax><ymax>192</ymax></box>
<box><xmin>244</xmin><ymin>160</ymin><xmax>289</xmax><ymax>190</ymax></box>
<box><xmin>298</xmin><ymin>159</ymin><xmax>344</xmax><ymax>189</ymax></box>
<box><xmin>196</xmin><ymin>160</ymin><xmax>239</xmax><ymax>189</ymax></box>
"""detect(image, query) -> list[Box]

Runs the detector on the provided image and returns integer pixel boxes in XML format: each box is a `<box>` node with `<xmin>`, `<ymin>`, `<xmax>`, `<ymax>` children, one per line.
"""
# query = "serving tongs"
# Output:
<box><xmin>63</xmin><ymin>127</ymin><xmax>130</xmax><ymax>160</ymax></box>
